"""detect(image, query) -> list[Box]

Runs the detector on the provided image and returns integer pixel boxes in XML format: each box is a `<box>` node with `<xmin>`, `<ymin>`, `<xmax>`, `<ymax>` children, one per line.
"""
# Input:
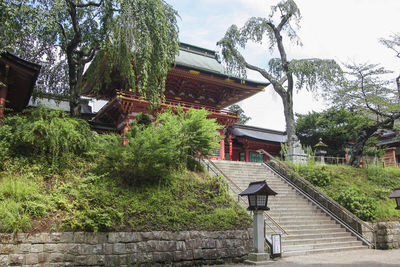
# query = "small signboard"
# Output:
<box><xmin>271</xmin><ymin>234</ymin><xmax>282</xmax><ymax>258</ymax></box>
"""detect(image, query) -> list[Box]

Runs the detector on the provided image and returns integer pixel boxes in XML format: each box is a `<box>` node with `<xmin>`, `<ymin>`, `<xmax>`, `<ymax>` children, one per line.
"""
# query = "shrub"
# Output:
<box><xmin>98</xmin><ymin>108</ymin><xmax>220</xmax><ymax>184</ymax></box>
<box><xmin>366</xmin><ymin>165</ymin><xmax>398</xmax><ymax>187</ymax></box>
<box><xmin>333</xmin><ymin>186</ymin><xmax>377</xmax><ymax>221</ymax></box>
<box><xmin>0</xmin><ymin>106</ymin><xmax>93</xmax><ymax>167</ymax></box>
<box><xmin>294</xmin><ymin>164</ymin><xmax>332</xmax><ymax>187</ymax></box>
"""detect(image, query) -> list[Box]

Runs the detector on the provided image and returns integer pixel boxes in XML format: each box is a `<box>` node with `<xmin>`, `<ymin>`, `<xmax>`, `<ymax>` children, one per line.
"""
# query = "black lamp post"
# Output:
<box><xmin>389</xmin><ymin>188</ymin><xmax>400</xmax><ymax>210</ymax></box>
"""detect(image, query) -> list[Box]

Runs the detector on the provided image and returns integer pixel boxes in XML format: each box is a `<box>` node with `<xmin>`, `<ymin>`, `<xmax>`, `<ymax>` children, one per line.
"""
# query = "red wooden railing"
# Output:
<box><xmin>116</xmin><ymin>91</ymin><xmax>238</xmax><ymax>117</ymax></box>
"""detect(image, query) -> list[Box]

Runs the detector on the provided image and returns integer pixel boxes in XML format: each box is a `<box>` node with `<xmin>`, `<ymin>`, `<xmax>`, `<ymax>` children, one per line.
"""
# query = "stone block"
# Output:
<box><xmin>0</xmin><ymin>233</ymin><xmax>14</xmax><ymax>244</ymax></box>
<box><xmin>215</xmin><ymin>239</ymin><xmax>227</xmax><ymax>248</ymax></box>
<box><xmin>113</xmin><ymin>243</ymin><xmax>127</xmax><ymax>254</ymax></box>
<box><xmin>105</xmin><ymin>255</ymin><xmax>119</xmax><ymax>265</ymax></box>
<box><xmin>31</xmin><ymin>244</ymin><xmax>44</xmax><ymax>253</ymax></box>
<box><xmin>126</xmin><ymin>242</ymin><xmax>137</xmax><ymax>253</ymax></box>
<box><xmin>174</xmin><ymin>250</ymin><xmax>194</xmax><ymax>261</ymax></box>
<box><xmin>38</xmin><ymin>252</ymin><xmax>48</xmax><ymax>263</ymax></box>
<box><xmin>174</xmin><ymin>231</ymin><xmax>190</xmax><ymax>241</ymax></box>
<box><xmin>60</xmin><ymin>232</ymin><xmax>74</xmax><ymax>243</ymax></box>
<box><xmin>176</xmin><ymin>240</ymin><xmax>186</xmax><ymax>251</ymax></box>
<box><xmin>141</xmin><ymin>232</ymin><xmax>155</xmax><ymax>241</ymax></box>
<box><xmin>119</xmin><ymin>232</ymin><xmax>142</xmax><ymax>243</ymax></box>
<box><xmin>186</xmin><ymin>239</ymin><xmax>202</xmax><ymax>250</ymax></box>
<box><xmin>86</xmin><ymin>255</ymin><xmax>105</xmax><ymax>265</ymax></box>
<box><xmin>43</xmin><ymin>243</ymin><xmax>57</xmax><ymax>252</ymax></box>
<box><xmin>48</xmin><ymin>253</ymin><xmax>64</xmax><ymax>263</ymax></box>
<box><xmin>9</xmin><ymin>254</ymin><xmax>24</xmax><ymax>265</ymax></box>
<box><xmin>104</xmin><ymin>243</ymin><xmax>113</xmax><ymax>254</ymax></box>
<box><xmin>108</xmin><ymin>232</ymin><xmax>120</xmax><ymax>243</ymax></box>
<box><xmin>202</xmin><ymin>249</ymin><xmax>219</xmax><ymax>260</ymax></box>
<box><xmin>155</xmin><ymin>240</ymin><xmax>177</xmax><ymax>252</ymax></box>
<box><xmin>49</xmin><ymin>232</ymin><xmax>62</xmax><ymax>242</ymax></box>
<box><xmin>152</xmin><ymin>252</ymin><xmax>174</xmax><ymax>263</ymax></box>
<box><xmin>193</xmin><ymin>249</ymin><xmax>203</xmax><ymax>259</ymax></box>
<box><xmin>73</xmin><ymin>232</ymin><xmax>86</xmax><ymax>243</ymax></box>
<box><xmin>0</xmin><ymin>255</ymin><xmax>9</xmax><ymax>266</ymax></box>
<box><xmin>59</xmin><ymin>243</ymin><xmax>80</xmax><ymax>255</ymax></box>
<box><xmin>190</xmin><ymin>231</ymin><xmax>207</xmax><ymax>239</ymax></box>
<box><xmin>202</xmin><ymin>238</ymin><xmax>216</xmax><ymax>249</ymax></box>
<box><xmin>159</xmin><ymin>231</ymin><xmax>174</xmax><ymax>240</ymax></box>
<box><xmin>25</xmin><ymin>254</ymin><xmax>39</xmax><ymax>265</ymax></box>
<box><xmin>0</xmin><ymin>244</ymin><xmax>16</xmax><ymax>254</ymax></box>
<box><xmin>19</xmin><ymin>243</ymin><xmax>31</xmax><ymax>253</ymax></box>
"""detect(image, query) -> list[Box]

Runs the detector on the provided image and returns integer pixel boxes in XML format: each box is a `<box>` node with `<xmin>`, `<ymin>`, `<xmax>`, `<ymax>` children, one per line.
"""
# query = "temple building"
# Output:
<box><xmin>0</xmin><ymin>53</ymin><xmax>41</xmax><ymax>125</ymax></box>
<box><xmin>82</xmin><ymin>43</ymin><xmax>286</xmax><ymax>161</ymax></box>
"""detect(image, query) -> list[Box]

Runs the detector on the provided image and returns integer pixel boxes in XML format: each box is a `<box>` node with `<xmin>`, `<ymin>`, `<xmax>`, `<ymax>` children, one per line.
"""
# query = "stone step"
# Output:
<box><xmin>283</xmin><ymin>245</ymin><xmax>368</xmax><ymax>257</ymax></box>
<box><xmin>210</xmin><ymin>160</ymin><xmax>368</xmax><ymax>257</ymax></box>
<box><xmin>281</xmin><ymin>232</ymin><xmax>352</xmax><ymax>241</ymax></box>
<box><xmin>284</xmin><ymin>240</ymin><xmax>363</xmax><ymax>253</ymax></box>
<box><xmin>283</xmin><ymin>236</ymin><xmax>358</xmax><ymax>246</ymax></box>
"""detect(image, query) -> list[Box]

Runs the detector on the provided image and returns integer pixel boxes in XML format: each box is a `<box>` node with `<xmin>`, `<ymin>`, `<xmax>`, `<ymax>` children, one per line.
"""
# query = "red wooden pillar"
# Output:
<box><xmin>219</xmin><ymin>129</ymin><xmax>225</xmax><ymax>160</ymax></box>
<box><xmin>0</xmin><ymin>85</ymin><xmax>7</xmax><ymax>126</ymax></box>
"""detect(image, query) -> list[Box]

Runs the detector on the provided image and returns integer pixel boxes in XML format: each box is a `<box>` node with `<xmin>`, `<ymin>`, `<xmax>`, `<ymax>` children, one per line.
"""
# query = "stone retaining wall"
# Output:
<box><xmin>374</xmin><ymin>221</ymin><xmax>400</xmax><ymax>249</ymax></box>
<box><xmin>0</xmin><ymin>229</ymin><xmax>253</xmax><ymax>266</ymax></box>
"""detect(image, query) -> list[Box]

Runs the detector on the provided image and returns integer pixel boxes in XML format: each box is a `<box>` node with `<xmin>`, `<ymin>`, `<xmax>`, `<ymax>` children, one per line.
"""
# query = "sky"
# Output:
<box><xmin>164</xmin><ymin>0</ymin><xmax>400</xmax><ymax>131</ymax></box>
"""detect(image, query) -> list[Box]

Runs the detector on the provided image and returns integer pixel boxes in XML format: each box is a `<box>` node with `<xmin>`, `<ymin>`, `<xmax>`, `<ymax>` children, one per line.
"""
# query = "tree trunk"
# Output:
<box><xmin>280</xmin><ymin>88</ymin><xmax>296</xmax><ymax>146</ymax></box>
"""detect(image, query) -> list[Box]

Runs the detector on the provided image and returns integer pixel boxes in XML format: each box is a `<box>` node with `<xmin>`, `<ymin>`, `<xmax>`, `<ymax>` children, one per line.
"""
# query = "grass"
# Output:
<box><xmin>290</xmin><ymin>163</ymin><xmax>400</xmax><ymax>222</ymax></box>
<box><xmin>0</xmin><ymin>158</ymin><xmax>251</xmax><ymax>233</ymax></box>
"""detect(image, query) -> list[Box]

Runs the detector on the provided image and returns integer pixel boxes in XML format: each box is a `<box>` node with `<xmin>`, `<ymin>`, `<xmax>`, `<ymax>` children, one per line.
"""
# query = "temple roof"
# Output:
<box><xmin>230</xmin><ymin>124</ymin><xmax>287</xmax><ymax>143</ymax></box>
<box><xmin>176</xmin><ymin>43</ymin><xmax>268</xmax><ymax>87</ymax></box>
<box><xmin>0</xmin><ymin>52</ymin><xmax>41</xmax><ymax>112</ymax></box>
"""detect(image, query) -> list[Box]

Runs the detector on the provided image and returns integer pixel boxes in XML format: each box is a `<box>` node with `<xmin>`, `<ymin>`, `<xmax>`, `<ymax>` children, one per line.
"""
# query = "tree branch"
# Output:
<box><xmin>76</xmin><ymin>1</ymin><xmax>102</xmax><ymax>8</ymax></box>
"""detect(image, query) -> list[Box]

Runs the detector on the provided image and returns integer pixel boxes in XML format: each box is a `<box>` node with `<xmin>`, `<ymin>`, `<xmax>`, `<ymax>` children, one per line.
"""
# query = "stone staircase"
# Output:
<box><xmin>211</xmin><ymin>160</ymin><xmax>368</xmax><ymax>256</ymax></box>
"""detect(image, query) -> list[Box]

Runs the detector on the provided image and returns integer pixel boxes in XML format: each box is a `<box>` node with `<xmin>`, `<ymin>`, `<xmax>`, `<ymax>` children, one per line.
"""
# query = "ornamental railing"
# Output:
<box><xmin>259</xmin><ymin>150</ymin><xmax>375</xmax><ymax>247</ymax></box>
<box><xmin>117</xmin><ymin>91</ymin><xmax>238</xmax><ymax>117</ymax></box>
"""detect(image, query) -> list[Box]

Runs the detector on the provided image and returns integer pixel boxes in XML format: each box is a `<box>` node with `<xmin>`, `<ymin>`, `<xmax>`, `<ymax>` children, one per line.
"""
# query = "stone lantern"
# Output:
<box><xmin>314</xmin><ymin>138</ymin><xmax>328</xmax><ymax>164</ymax></box>
<box><xmin>389</xmin><ymin>188</ymin><xmax>400</xmax><ymax>210</ymax></box>
<box><xmin>240</xmin><ymin>180</ymin><xmax>277</xmax><ymax>264</ymax></box>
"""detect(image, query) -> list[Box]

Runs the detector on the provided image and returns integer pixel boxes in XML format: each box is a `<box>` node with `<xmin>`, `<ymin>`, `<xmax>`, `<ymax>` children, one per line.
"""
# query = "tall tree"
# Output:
<box><xmin>217</xmin><ymin>0</ymin><xmax>342</xmax><ymax>146</ymax></box>
<box><xmin>296</xmin><ymin>108</ymin><xmax>371</xmax><ymax>157</ymax></box>
<box><xmin>1</xmin><ymin>0</ymin><xmax>179</xmax><ymax>116</ymax></box>
<box><xmin>328</xmin><ymin>63</ymin><xmax>400</xmax><ymax>167</ymax></box>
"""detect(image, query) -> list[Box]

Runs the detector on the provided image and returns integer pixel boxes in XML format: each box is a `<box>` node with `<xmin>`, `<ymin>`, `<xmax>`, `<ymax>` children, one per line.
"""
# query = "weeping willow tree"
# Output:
<box><xmin>1</xmin><ymin>0</ymin><xmax>179</xmax><ymax>116</ymax></box>
<box><xmin>217</xmin><ymin>0</ymin><xmax>342</xmax><ymax>146</ymax></box>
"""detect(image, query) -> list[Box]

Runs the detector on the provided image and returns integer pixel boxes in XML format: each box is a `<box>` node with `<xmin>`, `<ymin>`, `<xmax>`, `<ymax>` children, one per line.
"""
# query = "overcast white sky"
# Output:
<box><xmin>165</xmin><ymin>0</ymin><xmax>400</xmax><ymax>131</ymax></box>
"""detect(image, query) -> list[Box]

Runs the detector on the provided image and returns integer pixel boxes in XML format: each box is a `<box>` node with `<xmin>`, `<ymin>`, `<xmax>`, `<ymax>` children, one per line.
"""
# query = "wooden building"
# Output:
<box><xmin>0</xmin><ymin>53</ymin><xmax>41</xmax><ymax>125</ymax></box>
<box><xmin>83</xmin><ymin>43</ymin><xmax>286</xmax><ymax>160</ymax></box>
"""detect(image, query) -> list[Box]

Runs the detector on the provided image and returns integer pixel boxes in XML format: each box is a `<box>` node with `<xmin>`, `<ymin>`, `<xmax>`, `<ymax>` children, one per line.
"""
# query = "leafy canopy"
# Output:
<box><xmin>217</xmin><ymin>0</ymin><xmax>343</xmax><ymax>145</ymax></box>
<box><xmin>1</xmin><ymin>0</ymin><xmax>180</xmax><ymax>114</ymax></box>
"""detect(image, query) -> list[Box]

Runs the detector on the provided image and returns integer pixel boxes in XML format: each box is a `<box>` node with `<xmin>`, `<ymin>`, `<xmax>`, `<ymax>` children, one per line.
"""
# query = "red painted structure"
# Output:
<box><xmin>83</xmin><ymin>43</ymin><xmax>285</xmax><ymax>160</ymax></box>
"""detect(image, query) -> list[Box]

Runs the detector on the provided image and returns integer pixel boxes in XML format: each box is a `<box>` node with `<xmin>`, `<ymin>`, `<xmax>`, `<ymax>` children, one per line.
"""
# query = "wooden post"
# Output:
<box><xmin>219</xmin><ymin>129</ymin><xmax>225</xmax><ymax>160</ymax></box>
<box><xmin>0</xmin><ymin>65</ymin><xmax>9</xmax><ymax>126</ymax></box>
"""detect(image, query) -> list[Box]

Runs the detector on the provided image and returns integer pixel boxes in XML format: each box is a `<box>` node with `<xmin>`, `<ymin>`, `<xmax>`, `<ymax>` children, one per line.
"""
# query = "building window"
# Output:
<box><xmin>240</xmin><ymin>152</ymin><xmax>245</xmax><ymax>161</ymax></box>
<box><xmin>249</xmin><ymin>151</ymin><xmax>264</xmax><ymax>163</ymax></box>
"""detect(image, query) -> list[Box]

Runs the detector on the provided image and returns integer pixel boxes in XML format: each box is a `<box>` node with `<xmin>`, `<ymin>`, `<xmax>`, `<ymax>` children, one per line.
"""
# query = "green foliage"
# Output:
<box><xmin>289</xmin><ymin>163</ymin><xmax>400</xmax><ymax>222</ymax></box>
<box><xmin>98</xmin><ymin>108</ymin><xmax>220</xmax><ymax>185</ymax></box>
<box><xmin>0</xmin><ymin>176</ymin><xmax>52</xmax><ymax>232</ymax></box>
<box><xmin>0</xmin><ymin>106</ymin><xmax>92</xmax><ymax>168</ymax></box>
<box><xmin>293</xmin><ymin>164</ymin><xmax>332</xmax><ymax>187</ymax></box>
<box><xmin>333</xmin><ymin>186</ymin><xmax>377</xmax><ymax>221</ymax></box>
<box><xmin>296</xmin><ymin>108</ymin><xmax>370</xmax><ymax>156</ymax></box>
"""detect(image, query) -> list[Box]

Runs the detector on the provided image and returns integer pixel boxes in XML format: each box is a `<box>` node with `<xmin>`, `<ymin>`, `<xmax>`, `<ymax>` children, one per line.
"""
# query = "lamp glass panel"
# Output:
<box><xmin>257</xmin><ymin>195</ymin><xmax>267</xmax><ymax>206</ymax></box>
<box><xmin>249</xmin><ymin>195</ymin><xmax>256</xmax><ymax>207</ymax></box>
